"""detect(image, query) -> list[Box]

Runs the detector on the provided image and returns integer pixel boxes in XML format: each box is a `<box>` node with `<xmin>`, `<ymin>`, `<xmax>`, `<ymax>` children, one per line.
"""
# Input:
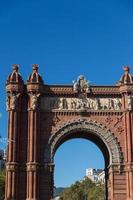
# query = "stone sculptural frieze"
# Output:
<box><xmin>41</xmin><ymin>97</ymin><xmax>122</xmax><ymax>111</ymax></box>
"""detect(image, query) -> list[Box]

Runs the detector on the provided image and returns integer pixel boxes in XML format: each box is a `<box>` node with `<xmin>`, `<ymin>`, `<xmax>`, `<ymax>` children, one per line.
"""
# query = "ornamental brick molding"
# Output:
<box><xmin>45</xmin><ymin>119</ymin><xmax>123</xmax><ymax>165</ymax></box>
<box><xmin>5</xmin><ymin>65</ymin><xmax>133</xmax><ymax>200</ymax></box>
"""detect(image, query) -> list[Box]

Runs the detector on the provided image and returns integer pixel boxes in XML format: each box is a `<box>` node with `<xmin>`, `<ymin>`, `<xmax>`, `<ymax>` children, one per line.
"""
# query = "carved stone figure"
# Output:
<box><xmin>114</xmin><ymin>99</ymin><xmax>122</xmax><ymax>110</ymax></box>
<box><xmin>73</xmin><ymin>81</ymin><xmax>78</xmax><ymax>93</ymax></box>
<box><xmin>90</xmin><ymin>99</ymin><xmax>95</xmax><ymax>109</ymax></box>
<box><xmin>54</xmin><ymin>98</ymin><xmax>60</xmax><ymax>109</ymax></box>
<box><xmin>76</xmin><ymin>99</ymin><xmax>82</xmax><ymax>109</ymax></box>
<box><xmin>30</xmin><ymin>93</ymin><xmax>40</xmax><ymax>110</ymax></box>
<box><xmin>63</xmin><ymin>98</ymin><xmax>68</xmax><ymax>109</ymax></box>
<box><xmin>59</xmin><ymin>98</ymin><xmax>68</xmax><ymax>110</ymax></box>
<box><xmin>71</xmin><ymin>98</ymin><xmax>77</xmax><ymax>109</ymax></box>
<box><xmin>107</xmin><ymin>99</ymin><xmax>114</xmax><ymax>110</ymax></box>
<box><xmin>80</xmin><ymin>99</ymin><xmax>86</xmax><ymax>110</ymax></box>
<box><xmin>9</xmin><ymin>93</ymin><xmax>20</xmax><ymax>110</ymax></box>
<box><xmin>127</xmin><ymin>95</ymin><xmax>132</xmax><ymax>110</ymax></box>
<box><xmin>86</xmin><ymin>98</ymin><xmax>91</xmax><ymax>109</ymax></box>
<box><xmin>31</xmin><ymin>95</ymin><xmax>38</xmax><ymax>110</ymax></box>
<box><xmin>10</xmin><ymin>94</ymin><xmax>17</xmax><ymax>110</ymax></box>
<box><xmin>73</xmin><ymin>75</ymin><xmax>90</xmax><ymax>93</ymax></box>
<box><xmin>58</xmin><ymin>98</ymin><xmax>63</xmax><ymax>109</ymax></box>
<box><xmin>101</xmin><ymin>99</ymin><xmax>105</xmax><ymax>110</ymax></box>
<box><xmin>93</xmin><ymin>98</ymin><xmax>100</xmax><ymax>110</ymax></box>
<box><xmin>6</xmin><ymin>96</ymin><xmax>10</xmax><ymax>111</ymax></box>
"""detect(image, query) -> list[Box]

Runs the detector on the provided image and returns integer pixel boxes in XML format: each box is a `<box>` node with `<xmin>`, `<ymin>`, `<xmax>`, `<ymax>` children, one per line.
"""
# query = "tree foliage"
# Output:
<box><xmin>0</xmin><ymin>170</ymin><xmax>5</xmax><ymax>200</ymax></box>
<box><xmin>60</xmin><ymin>177</ymin><xmax>105</xmax><ymax>200</ymax></box>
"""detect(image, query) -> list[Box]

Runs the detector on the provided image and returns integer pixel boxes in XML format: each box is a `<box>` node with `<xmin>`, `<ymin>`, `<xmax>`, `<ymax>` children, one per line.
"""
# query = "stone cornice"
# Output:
<box><xmin>119</xmin><ymin>84</ymin><xmax>133</xmax><ymax>93</ymax></box>
<box><xmin>7</xmin><ymin>83</ymin><xmax>133</xmax><ymax>95</ymax></box>
<box><xmin>26</xmin><ymin>82</ymin><xmax>44</xmax><ymax>93</ymax></box>
<box><xmin>43</xmin><ymin>85</ymin><xmax>121</xmax><ymax>95</ymax></box>
<box><xmin>6</xmin><ymin>82</ymin><xmax>25</xmax><ymax>93</ymax></box>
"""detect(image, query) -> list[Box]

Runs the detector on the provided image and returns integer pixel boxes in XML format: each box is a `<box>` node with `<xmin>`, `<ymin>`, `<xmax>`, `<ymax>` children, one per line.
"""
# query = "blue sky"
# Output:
<box><xmin>0</xmin><ymin>0</ymin><xmax>133</xmax><ymax>187</ymax></box>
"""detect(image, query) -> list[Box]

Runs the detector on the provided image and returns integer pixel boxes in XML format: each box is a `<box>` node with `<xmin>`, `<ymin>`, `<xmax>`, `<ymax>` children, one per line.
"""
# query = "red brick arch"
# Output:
<box><xmin>5</xmin><ymin>65</ymin><xmax>133</xmax><ymax>200</ymax></box>
<box><xmin>45</xmin><ymin>119</ymin><xmax>123</xmax><ymax>165</ymax></box>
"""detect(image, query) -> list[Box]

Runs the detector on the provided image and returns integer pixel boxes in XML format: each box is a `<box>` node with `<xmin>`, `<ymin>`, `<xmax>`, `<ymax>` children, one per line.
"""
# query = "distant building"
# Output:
<box><xmin>98</xmin><ymin>170</ymin><xmax>105</xmax><ymax>184</ymax></box>
<box><xmin>86</xmin><ymin>168</ymin><xmax>105</xmax><ymax>184</ymax></box>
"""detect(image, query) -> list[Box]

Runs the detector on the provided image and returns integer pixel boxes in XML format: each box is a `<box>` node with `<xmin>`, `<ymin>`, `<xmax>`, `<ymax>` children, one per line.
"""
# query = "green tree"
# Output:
<box><xmin>60</xmin><ymin>177</ymin><xmax>105</xmax><ymax>200</ymax></box>
<box><xmin>88</xmin><ymin>184</ymin><xmax>105</xmax><ymax>200</ymax></box>
<box><xmin>0</xmin><ymin>170</ymin><xmax>5</xmax><ymax>200</ymax></box>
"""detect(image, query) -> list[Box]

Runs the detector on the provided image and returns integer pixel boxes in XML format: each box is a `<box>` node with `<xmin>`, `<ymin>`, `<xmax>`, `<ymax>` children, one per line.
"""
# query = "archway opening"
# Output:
<box><xmin>45</xmin><ymin>119</ymin><xmax>123</xmax><ymax>200</ymax></box>
<box><xmin>53</xmin><ymin>133</ymin><xmax>109</xmax><ymax>200</ymax></box>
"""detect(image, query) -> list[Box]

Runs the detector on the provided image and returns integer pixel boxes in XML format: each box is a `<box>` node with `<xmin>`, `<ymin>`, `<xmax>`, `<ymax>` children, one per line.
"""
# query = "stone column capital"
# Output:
<box><xmin>26</xmin><ymin>162</ymin><xmax>40</xmax><ymax>172</ymax></box>
<box><xmin>6</xmin><ymin>162</ymin><xmax>19</xmax><ymax>171</ymax></box>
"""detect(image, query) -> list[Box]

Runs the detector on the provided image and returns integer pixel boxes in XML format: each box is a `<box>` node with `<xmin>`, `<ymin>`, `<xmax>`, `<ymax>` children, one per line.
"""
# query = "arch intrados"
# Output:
<box><xmin>53</xmin><ymin>130</ymin><xmax>110</xmax><ymax>167</ymax></box>
<box><xmin>46</xmin><ymin>119</ymin><xmax>123</xmax><ymax>167</ymax></box>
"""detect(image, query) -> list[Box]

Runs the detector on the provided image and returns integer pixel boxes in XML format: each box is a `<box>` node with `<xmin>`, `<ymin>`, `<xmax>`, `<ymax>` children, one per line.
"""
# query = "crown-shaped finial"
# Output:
<box><xmin>118</xmin><ymin>66</ymin><xmax>133</xmax><ymax>85</ymax></box>
<box><xmin>123</xmin><ymin>66</ymin><xmax>130</xmax><ymax>73</ymax></box>
<box><xmin>27</xmin><ymin>64</ymin><xmax>43</xmax><ymax>84</ymax></box>
<box><xmin>32</xmin><ymin>64</ymin><xmax>39</xmax><ymax>71</ymax></box>
<box><xmin>6</xmin><ymin>64</ymin><xmax>23</xmax><ymax>84</ymax></box>
<box><xmin>12</xmin><ymin>64</ymin><xmax>19</xmax><ymax>72</ymax></box>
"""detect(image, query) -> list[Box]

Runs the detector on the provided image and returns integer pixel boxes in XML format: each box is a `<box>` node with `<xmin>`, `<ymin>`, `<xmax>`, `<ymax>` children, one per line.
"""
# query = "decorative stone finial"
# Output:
<box><xmin>123</xmin><ymin>66</ymin><xmax>130</xmax><ymax>73</ymax></box>
<box><xmin>27</xmin><ymin>64</ymin><xmax>43</xmax><ymax>84</ymax></box>
<box><xmin>6</xmin><ymin>64</ymin><xmax>23</xmax><ymax>84</ymax></box>
<box><xmin>32</xmin><ymin>64</ymin><xmax>39</xmax><ymax>71</ymax></box>
<box><xmin>12</xmin><ymin>64</ymin><xmax>19</xmax><ymax>72</ymax></box>
<box><xmin>118</xmin><ymin>66</ymin><xmax>133</xmax><ymax>85</ymax></box>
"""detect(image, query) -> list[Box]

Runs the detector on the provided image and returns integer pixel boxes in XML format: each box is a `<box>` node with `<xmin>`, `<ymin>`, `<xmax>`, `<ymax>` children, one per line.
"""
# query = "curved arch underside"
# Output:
<box><xmin>44</xmin><ymin>119</ymin><xmax>123</xmax><ymax>166</ymax></box>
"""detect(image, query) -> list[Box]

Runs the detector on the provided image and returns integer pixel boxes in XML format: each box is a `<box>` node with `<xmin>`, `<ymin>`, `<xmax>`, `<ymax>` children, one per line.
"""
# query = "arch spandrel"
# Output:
<box><xmin>44</xmin><ymin>119</ymin><xmax>124</xmax><ymax>166</ymax></box>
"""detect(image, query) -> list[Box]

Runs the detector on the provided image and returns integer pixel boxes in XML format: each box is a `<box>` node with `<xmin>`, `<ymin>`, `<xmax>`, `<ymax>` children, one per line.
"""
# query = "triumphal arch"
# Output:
<box><xmin>5</xmin><ymin>65</ymin><xmax>133</xmax><ymax>200</ymax></box>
